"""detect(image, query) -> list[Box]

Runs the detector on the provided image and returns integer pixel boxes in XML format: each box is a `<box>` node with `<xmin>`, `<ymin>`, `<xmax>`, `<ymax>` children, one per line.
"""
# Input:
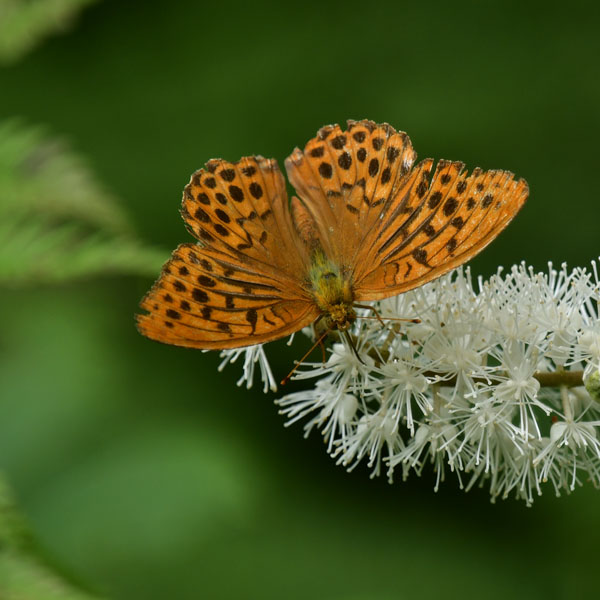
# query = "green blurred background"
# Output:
<box><xmin>1</xmin><ymin>0</ymin><xmax>599</xmax><ymax>598</ymax></box>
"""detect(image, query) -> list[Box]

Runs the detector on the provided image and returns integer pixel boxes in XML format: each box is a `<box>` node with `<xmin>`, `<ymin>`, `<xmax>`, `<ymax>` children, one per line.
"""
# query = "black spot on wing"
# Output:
<box><xmin>387</xmin><ymin>146</ymin><xmax>400</xmax><ymax>163</ymax></box>
<box><xmin>246</xmin><ymin>308</ymin><xmax>258</xmax><ymax>333</ymax></box>
<box><xmin>451</xmin><ymin>216</ymin><xmax>464</xmax><ymax>229</ymax></box>
<box><xmin>331</xmin><ymin>135</ymin><xmax>346</xmax><ymax>149</ymax></box>
<box><xmin>428</xmin><ymin>191</ymin><xmax>442</xmax><ymax>208</ymax></box>
<box><xmin>319</xmin><ymin>162</ymin><xmax>333</xmax><ymax>178</ymax></box>
<box><xmin>423</xmin><ymin>224</ymin><xmax>435</xmax><ymax>237</ymax></box>
<box><xmin>249</xmin><ymin>182</ymin><xmax>263</xmax><ymax>199</ymax></box>
<box><xmin>197</xmin><ymin>275</ymin><xmax>216</xmax><ymax>287</ymax></box>
<box><xmin>412</xmin><ymin>248</ymin><xmax>428</xmax><ymax>265</ymax></box>
<box><xmin>220</xmin><ymin>169</ymin><xmax>236</xmax><ymax>182</ymax></box>
<box><xmin>215</xmin><ymin>209</ymin><xmax>230</xmax><ymax>223</ymax></box>
<box><xmin>338</xmin><ymin>152</ymin><xmax>352</xmax><ymax>170</ymax></box>
<box><xmin>229</xmin><ymin>185</ymin><xmax>244</xmax><ymax>202</ymax></box>
<box><xmin>193</xmin><ymin>288</ymin><xmax>209</xmax><ymax>302</ymax></box>
<box><xmin>416</xmin><ymin>181</ymin><xmax>428</xmax><ymax>198</ymax></box>
<box><xmin>368</xmin><ymin>158</ymin><xmax>379</xmax><ymax>177</ymax></box>
<box><xmin>443</xmin><ymin>197</ymin><xmax>458</xmax><ymax>216</ymax></box>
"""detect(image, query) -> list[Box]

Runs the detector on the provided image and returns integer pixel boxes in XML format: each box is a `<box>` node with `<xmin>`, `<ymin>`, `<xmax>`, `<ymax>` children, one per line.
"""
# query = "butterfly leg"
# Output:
<box><xmin>281</xmin><ymin>327</ymin><xmax>330</xmax><ymax>386</ymax></box>
<box><xmin>318</xmin><ymin>337</ymin><xmax>327</xmax><ymax>363</ymax></box>
<box><xmin>353</xmin><ymin>303</ymin><xmax>386</xmax><ymax>328</ymax></box>
<box><xmin>354</xmin><ymin>303</ymin><xmax>421</xmax><ymax>328</ymax></box>
<box><xmin>342</xmin><ymin>331</ymin><xmax>366</xmax><ymax>365</ymax></box>
<box><xmin>311</xmin><ymin>314</ymin><xmax>327</xmax><ymax>364</ymax></box>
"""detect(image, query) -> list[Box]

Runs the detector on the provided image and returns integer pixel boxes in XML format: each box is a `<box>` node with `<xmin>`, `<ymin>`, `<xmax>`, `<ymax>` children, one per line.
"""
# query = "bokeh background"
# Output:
<box><xmin>1</xmin><ymin>0</ymin><xmax>599</xmax><ymax>598</ymax></box>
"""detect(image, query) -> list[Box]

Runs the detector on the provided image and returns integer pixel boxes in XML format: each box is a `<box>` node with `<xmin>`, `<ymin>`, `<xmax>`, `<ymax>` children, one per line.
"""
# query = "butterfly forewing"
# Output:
<box><xmin>354</xmin><ymin>158</ymin><xmax>528</xmax><ymax>300</ymax></box>
<box><xmin>181</xmin><ymin>155</ymin><xmax>309</xmax><ymax>285</ymax></box>
<box><xmin>285</xmin><ymin>120</ymin><xmax>416</xmax><ymax>270</ymax></box>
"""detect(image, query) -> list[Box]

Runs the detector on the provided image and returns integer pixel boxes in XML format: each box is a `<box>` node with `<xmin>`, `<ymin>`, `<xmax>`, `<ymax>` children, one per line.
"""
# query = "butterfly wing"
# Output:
<box><xmin>180</xmin><ymin>155</ymin><xmax>309</xmax><ymax>282</ymax></box>
<box><xmin>285</xmin><ymin>120</ymin><xmax>527</xmax><ymax>302</ymax></box>
<box><xmin>354</xmin><ymin>159</ymin><xmax>528</xmax><ymax>300</ymax></box>
<box><xmin>137</xmin><ymin>157</ymin><xmax>318</xmax><ymax>349</ymax></box>
<box><xmin>285</xmin><ymin>119</ymin><xmax>417</xmax><ymax>270</ymax></box>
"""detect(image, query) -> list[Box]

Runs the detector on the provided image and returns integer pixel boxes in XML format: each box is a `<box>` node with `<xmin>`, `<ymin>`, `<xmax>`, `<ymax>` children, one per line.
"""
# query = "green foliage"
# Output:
<box><xmin>0</xmin><ymin>120</ymin><xmax>168</xmax><ymax>286</ymax></box>
<box><xmin>1</xmin><ymin>1</ymin><xmax>599</xmax><ymax>599</ymax></box>
<box><xmin>0</xmin><ymin>0</ymin><xmax>97</xmax><ymax>64</ymax></box>
<box><xmin>0</xmin><ymin>473</ymin><xmax>105</xmax><ymax>600</ymax></box>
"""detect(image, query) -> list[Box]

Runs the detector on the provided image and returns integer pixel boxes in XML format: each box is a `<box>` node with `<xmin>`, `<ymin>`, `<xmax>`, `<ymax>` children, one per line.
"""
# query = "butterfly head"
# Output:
<box><xmin>323</xmin><ymin>302</ymin><xmax>357</xmax><ymax>332</ymax></box>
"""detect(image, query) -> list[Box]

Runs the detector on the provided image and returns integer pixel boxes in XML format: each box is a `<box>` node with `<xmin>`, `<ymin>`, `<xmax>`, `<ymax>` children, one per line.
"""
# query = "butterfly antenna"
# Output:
<box><xmin>281</xmin><ymin>328</ymin><xmax>330</xmax><ymax>386</ymax></box>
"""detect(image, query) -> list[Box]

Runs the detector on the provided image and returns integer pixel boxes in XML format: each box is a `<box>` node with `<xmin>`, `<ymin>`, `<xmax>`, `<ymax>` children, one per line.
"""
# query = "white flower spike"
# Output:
<box><xmin>219</xmin><ymin>259</ymin><xmax>600</xmax><ymax>504</ymax></box>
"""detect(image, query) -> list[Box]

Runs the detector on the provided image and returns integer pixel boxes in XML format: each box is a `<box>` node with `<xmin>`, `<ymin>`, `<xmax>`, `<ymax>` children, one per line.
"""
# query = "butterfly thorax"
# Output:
<box><xmin>308</xmin><ymin>249</ymin><xmax>356</xmax><ymax>331</ymax></box>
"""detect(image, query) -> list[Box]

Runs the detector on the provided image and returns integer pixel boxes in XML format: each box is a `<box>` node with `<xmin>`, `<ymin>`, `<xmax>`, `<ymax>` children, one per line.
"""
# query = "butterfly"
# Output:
<box><xmin>136</xmin><ymin>119</ymin><xmax>528</xmax><ymax>351</ymax></box>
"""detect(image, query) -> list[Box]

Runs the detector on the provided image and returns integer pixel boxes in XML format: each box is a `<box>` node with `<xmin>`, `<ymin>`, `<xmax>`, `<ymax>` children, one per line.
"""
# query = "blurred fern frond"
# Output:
<box><xmin>0</xmin><ymin>120</ymin><xmax>168</xmax><ymax>286</ymax></box>
<box><xmin>0</xmin><ymin>120</ymin><xmax>128</xmax><ymax>232</ymax></box>
<box><xmin>0</xmin><ymin>473</ymin><xmax>106</xmax><ymax>599</ymax></box>
<box><xmin>0</xmin><ymin>0</ymin><xmax>97</xmax><ymax>65</ymax></box>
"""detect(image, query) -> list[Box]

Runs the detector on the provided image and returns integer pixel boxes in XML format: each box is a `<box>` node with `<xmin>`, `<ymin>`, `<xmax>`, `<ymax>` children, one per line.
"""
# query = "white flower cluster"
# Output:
<box><xmin>219</xmin><ymin>261</ymin><xmax>600</xmax><ymax>504</ymax></box>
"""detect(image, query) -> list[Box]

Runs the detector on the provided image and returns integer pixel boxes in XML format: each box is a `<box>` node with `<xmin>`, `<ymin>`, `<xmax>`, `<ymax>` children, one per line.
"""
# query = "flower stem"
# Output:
<box><xmin>420</xmin><ymin>370</ymin><xmax>583</xmax><ymax>388</ymax></box>
<box><xmin>361</xmin><ymin>335</ymin><xmax>584</xmax><ymax>388</ymax></box>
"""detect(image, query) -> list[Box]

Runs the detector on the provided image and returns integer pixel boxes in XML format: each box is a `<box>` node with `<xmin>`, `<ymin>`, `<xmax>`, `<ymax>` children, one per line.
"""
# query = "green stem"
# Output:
<box><xmin>419</xmin><ymin>370</ymin><xmax>584</xmax><ymax>389</ymax></box>
<box><xmin>350</xmin><ymin>333</ymin><xmax>585</xmax><ymax>389</ymax></box>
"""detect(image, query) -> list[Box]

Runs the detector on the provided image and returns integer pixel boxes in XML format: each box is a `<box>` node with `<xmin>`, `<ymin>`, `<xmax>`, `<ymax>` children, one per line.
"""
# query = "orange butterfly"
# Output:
<box><xmin>137</xmin><ymin>120</ymin><xmax>528</xmax><ymax>350</ymax></box>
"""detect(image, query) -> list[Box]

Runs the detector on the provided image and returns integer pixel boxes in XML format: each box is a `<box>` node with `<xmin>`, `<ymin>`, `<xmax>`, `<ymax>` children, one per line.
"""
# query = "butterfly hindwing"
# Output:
<box><xmin>140</xmin><ymin>155</ymin><xmax>319</xmax><ymax>349</ymax></box>
<box><xmin>137</xmin><ymin>243</ymin><xmax>319</xmax><ymax>349</ymax></box>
